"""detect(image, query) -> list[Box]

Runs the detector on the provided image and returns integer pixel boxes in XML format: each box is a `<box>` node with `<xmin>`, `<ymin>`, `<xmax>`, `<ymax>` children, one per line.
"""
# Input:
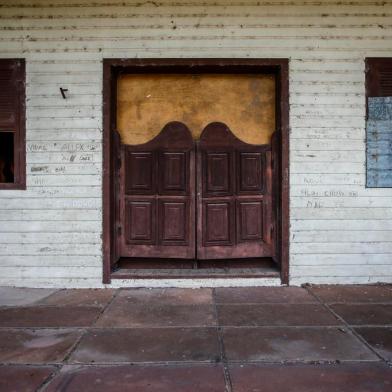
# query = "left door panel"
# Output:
<box><xmin>118</xmin><ymin>122</ymin><xmax>195</xmax><ymax>259</ymax></box>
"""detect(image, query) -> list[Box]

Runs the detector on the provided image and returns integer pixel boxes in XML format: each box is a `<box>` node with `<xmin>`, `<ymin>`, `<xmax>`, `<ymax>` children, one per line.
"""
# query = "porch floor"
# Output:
<box><xmin>0</xmin><ymin>285</ymin><xmax>391</xmax><ymax>391</ymax></box>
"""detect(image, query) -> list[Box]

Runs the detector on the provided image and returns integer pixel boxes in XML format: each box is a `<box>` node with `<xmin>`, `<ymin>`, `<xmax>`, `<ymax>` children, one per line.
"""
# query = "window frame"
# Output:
<box><xmin>0</xmin><ymin>59</ymin><xmax>26</xmax><ymax>190</ymax></box>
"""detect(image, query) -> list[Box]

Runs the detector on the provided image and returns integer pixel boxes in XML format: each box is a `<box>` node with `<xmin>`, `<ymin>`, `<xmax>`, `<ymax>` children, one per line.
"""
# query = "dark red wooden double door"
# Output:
<box><xmin>117</xmin><ymin>122</ymin><xmax>275</xmax><ymax>261</ymax></box>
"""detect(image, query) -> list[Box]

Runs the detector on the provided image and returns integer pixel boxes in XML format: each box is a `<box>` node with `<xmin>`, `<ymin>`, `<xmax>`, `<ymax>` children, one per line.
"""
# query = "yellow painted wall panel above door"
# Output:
<box><xmin>117</xmin><ymin>73</ymin><xmax>276</xmax><ymax>145</ymax></box>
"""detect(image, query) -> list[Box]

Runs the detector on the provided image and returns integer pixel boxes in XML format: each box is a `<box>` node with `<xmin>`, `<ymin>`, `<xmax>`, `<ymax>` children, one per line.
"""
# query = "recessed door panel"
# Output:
<box><xmin>237</xmin><ymin>200</ymin><xmax>263</xmax><ymax>242</ymax></box>
<box><xmin>159</xmin><ymin>200</ymin><xmax>188</xmax><ymax>244</ymax></box>
<box><xmin>159</xmin><ymin>152</ymin><xmax>187</xmax><ymax>194</ymax></box>
<box><xmin>204</xmin><ymin>152</ymin><xmax>232</xmax><ymax>195</ymax></box>
<box><xmin>125</xmin><ymin>152</ymin><xmax>154</xmax><ymax>194</ymax></box>
<box><xmin>126</xmin><ymin>200</ymin><xmax>155</xmax><ymax>244</ymax></box>
<box><xmin>203</xmin><ymin>201</ymin><xmax>233</xmax><ymax>245</ymax></box>
<box><xmin>238</xmin><ymin>152</ymin><xmax>263</xmax><ymax>193</ymax></box>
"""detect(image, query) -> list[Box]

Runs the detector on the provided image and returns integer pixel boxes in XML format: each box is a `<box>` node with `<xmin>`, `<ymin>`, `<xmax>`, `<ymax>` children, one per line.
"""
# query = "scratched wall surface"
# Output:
<box><xmin>0</xmin><ymin>0</ymin><xmax>392</xmax><ymax>287</ymax></box>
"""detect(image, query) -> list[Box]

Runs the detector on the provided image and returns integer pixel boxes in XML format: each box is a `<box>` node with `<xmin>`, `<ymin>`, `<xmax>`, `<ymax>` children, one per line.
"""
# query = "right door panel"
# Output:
<box><xmin>197</xmin><ymin>122</ymin><xmax>274</xmax><ymax>259</ymax></box>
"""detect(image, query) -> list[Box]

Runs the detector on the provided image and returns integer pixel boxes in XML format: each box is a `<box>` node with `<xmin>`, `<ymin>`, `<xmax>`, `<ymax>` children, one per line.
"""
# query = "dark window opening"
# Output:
<box><xmin>0</xmin><ymin>132</ymin><xmax>14</xmax><ymax>183</ymax></box>
<box><xmin>0</xmin><ymin>59</ymin><xmax>25</xmax><ymax>190</ymax></box>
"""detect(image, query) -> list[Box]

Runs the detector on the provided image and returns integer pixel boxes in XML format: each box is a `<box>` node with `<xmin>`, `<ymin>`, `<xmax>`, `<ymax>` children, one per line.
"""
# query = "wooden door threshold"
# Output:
<box><xmin>111</xmin><ymin>258</ymin><xmax>280</xmax><ymax>280</ymax></box>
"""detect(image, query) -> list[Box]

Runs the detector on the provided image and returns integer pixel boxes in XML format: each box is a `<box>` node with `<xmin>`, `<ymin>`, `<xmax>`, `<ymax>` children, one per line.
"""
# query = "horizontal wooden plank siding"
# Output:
<box><xmin>0</xmin><ymin>0</ymin><xmax>391</xmax><ymax>287</ymax></box>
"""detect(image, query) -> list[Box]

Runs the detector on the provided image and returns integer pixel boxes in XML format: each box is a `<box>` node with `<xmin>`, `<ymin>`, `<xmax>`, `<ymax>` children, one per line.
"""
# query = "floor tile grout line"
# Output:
<box><xmin>0</xmin><ymin>360</ymin><xmax>226</xmax><ymax>367</ymax></box>
<box><xmin>2</xmin><ymin>324</ymin><xmax>392</xmax><ymax>331</ymax></box>
<box><xmin>214</xmin><ymin>302</ymin><xmax>319</xmax><ymax>305</ymax></box>
<box><xmin>36</xmin><ymin>290</ymin><xmax>122</xmax><ymax>389</ymax></box>
<box><xmin>38</xmin><ymin>328</ymin><xmax>89</xmax><ymax>389</ymax></box>
<box><xmin>0</xmin><ymin>304</ymin><xmax>111</xmax><ymax>310</ymax></box>
<box><xmin>36</xmin><ymin>365</ymin><xmax>63</xmax><ymax>392</ymax></box>
<box><xmin>62</xmin><ymin>328</ymin><xmax>89</xmax><ymax>363</ymax></box>
<box><xmin>304</xmin><ymin>286</ymin><xmax>387</xmax><ymax>363</ymax></box>
<box><xmin>214</xmin><ymin>301</ymin><xmax>392</xmax><ymax>306</ymax></box>
<box><xmin>32</xmin><ymin>288</ymin><xmax>64</xmax><ymax>308</ymax></box>
<box><xmin>3</xmin><ymin>301</ymin><xmax>392</xmax><ymax>310</ymax></box>
<box><xmin>59</xmin><ymin>290</ymin><xmax>121</xmax><ymax>365</ymax></box>
<box><xmin>212</xmin><ymin>288</ymin><xmax>233</xmax><ymax>392</ymax></box>
<box><xmin>321</xmin><ymin>302</ymin><xmax>392</xmax><ymax>306</ymax></box>
<box><xmin>90</xmin><ymin>288</ymin><xmax>120</xmax><ymax>328</ymax></box>
<box><xmin>0</xmin><ymin>358</ymin><xmax>385</xmax><ymax>368</ymax></box>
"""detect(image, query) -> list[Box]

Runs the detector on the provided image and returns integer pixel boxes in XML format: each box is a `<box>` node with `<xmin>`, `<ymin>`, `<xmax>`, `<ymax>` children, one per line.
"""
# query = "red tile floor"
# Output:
<box><xmin>0</xmin><ymin>285</ymin><xmax>391</xmax><ymax>391</ymax></box>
